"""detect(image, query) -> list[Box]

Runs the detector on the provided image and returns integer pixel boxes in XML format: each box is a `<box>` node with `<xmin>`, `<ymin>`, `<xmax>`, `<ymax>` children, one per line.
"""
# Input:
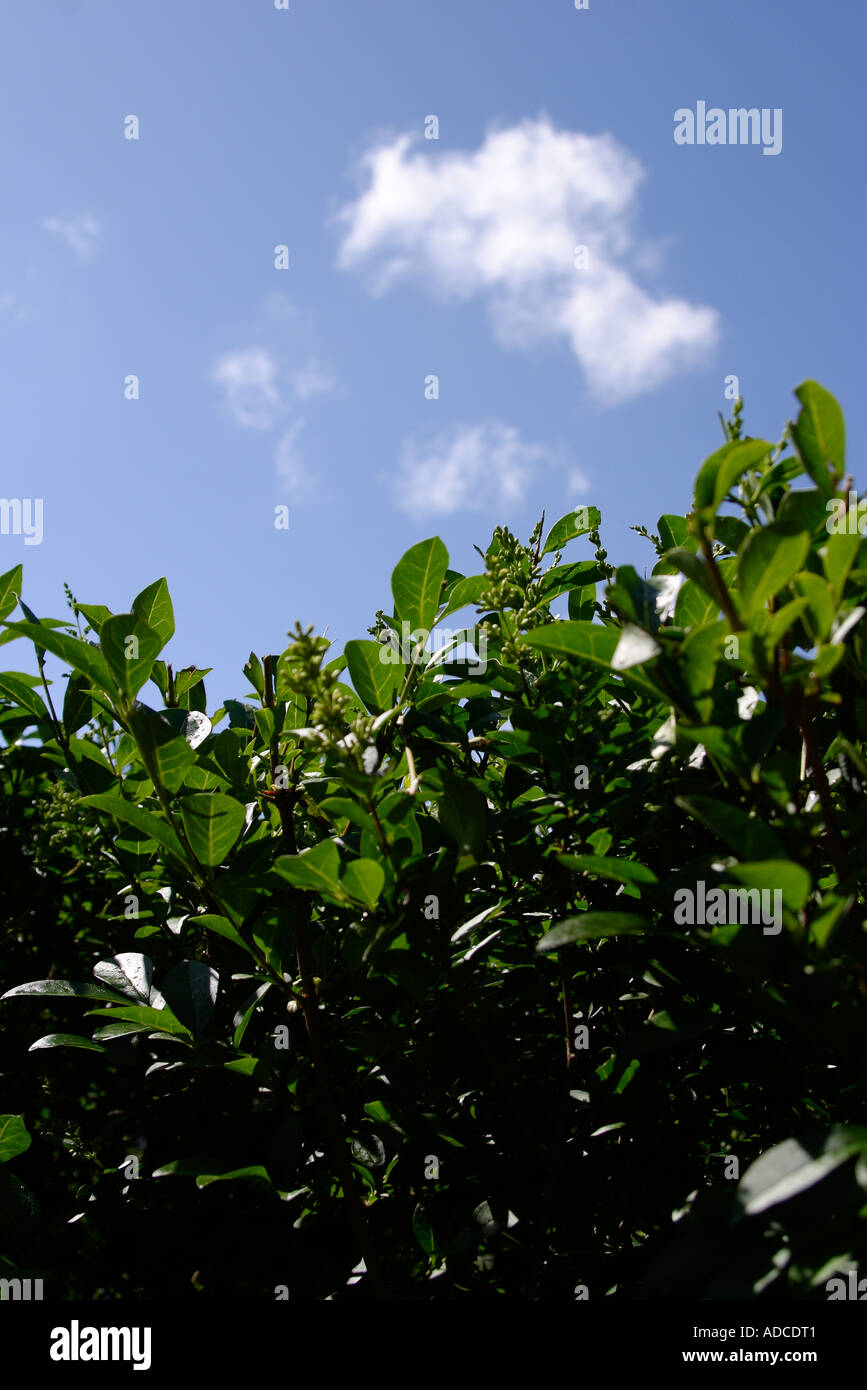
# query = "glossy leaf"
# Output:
<box><xmin>542</xmin><ymin>506</ymin><xmax>601</xmax><ymax>557</ymax></box>
<box><xmin>179</xmin><ymin>793</ymin><xmax>246</xmax><ymax>867</ymax></box>
<box><xmin>391</xmin><ymin>537</ymin><xmax>450</xmax><ymax>637</ymax></box>
<box><xmin>28</xmin><ymin>1033</ymin><xmax>107</xmax><ymax>1053</ymax></box>
<box><xmin>536</xmin><ymin>914</ymin><xmax>650</xmax><ymax>952</ymax></box>
<box><xmin>160</xmin><ymin>961</ymin><xmax>219</xmax><ymax>1038</ymax></box>
<box><xmin>738</xmin><ymin>524</ymin><xmax>810</xmax><ymax>617</ymax></box>
<box><xmin>733</xmin><ymin>1126</ymin><xmax>867</xmax><ymax>1220</ymax></box>
<box><xmin>100</xmin><ymin>615</ymin><xmax>162</xmax><ymax>701</ymax></box>
<box><xmin>344</xmin><ymin>639</ymin><xmax>406</xmax><ymax>714</ymax></box>
<box><xmin>0</xmin><ymin>1115</ymin><xmax>31</xmax><ymax>1163</ymax></box>
<box><xmin>790</xmin><ymin>381</ymin><xmax>845</xmax><ymax>497</ymax></box>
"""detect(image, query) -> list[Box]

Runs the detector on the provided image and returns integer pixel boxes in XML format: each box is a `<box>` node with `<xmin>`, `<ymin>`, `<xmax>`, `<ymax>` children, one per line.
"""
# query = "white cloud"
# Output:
<box><xmin>42</xmin><ymin>213</ymin><xmax>102</xmax><ymax>261</ymax></box>
<box><xmin>212</xmin><ymin>348</ymin><xmax>281</xmax><ymax>429</ymax></box>
<box><xmin>212</xmin><ymin>326</ymin><xmax>335</xmax><ymax>500</ymax></box>
<box><xmin>291</xmin><ymin>360</ymin><xmax>336</xmax><ymax>400</ymax></box>
<box><xmin>566</xmin><ymin>465</ymin><xmax>591</xmax><ymax>497</ymax></box>
<box><xmin>211</xmin><ymin>344</ymin><xmax>335</xmax><ymax>430</ymax></box>
<box><xmin>395</xmin><ymin>420</ymin><xmax>549</xmax><ymax>518</ymax></box>
<box><xmin>336</xmin><ymin>117</ymin><xmax>718</xmax><ymax>402</ymax></box>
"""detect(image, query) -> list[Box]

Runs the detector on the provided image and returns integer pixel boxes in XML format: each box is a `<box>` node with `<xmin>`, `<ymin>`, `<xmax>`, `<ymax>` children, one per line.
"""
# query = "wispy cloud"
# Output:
<box><xmin>395</xmin><ymin>419</ymin><xmax>551</xmax><ymax>518</ymax></box>
<box><xmin>42</xmin><ymin>213</ymin><xmax>102</xmax><ymax>261</ymax></box>
<box><xmin>212</xmin><ymin>348</ymin><xmax>281</xmax><ymax>429</ymax></box>
<box><xmin>566</xmin><ymin>465</ymin><xmax>591</xmax><ymax>497</ymax></box>
<box><xmin>290</xmin><ymin>360</ymin><xmax>336</xmax><ymax>401</ymax></box>
<box><xmin>211</xmin><ymin>343</ymin><xmax>332</xmax><ymax>498</ymax></box>
<box><xmin>336</xmin><ymin>117</ymin><xmax>718</xmax><ymax>403</ymax></box>
<box><xmin>212</xmin><ymin>344</ymin><xmax>336</xmax><ymax>426</ymax></box>
<box><xmin>275</xmin><ymin>420</ymin><xmax>316</xmax><ymax>498</ymax></box>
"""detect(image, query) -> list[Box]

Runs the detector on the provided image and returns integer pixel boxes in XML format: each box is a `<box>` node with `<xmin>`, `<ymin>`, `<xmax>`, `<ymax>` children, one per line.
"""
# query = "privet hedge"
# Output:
<box><xmin>1</xmin><ymin>381</ymin><xmax>865</xmax><ymax>1301</ymax></box>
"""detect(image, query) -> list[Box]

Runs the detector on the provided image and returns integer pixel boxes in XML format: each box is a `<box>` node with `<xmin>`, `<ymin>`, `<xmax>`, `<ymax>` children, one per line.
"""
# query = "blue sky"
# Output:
<box><xmin>1</xmin><ymin>0</ymin><xmax>864</xmax><ymax>705</ymax></box>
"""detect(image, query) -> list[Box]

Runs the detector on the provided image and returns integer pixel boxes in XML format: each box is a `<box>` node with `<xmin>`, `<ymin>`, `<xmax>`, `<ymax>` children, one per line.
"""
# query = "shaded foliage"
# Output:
<box><xmin>1</xmin><ymin>381</ymin><xmax>865</xmax><ymax>1300</ymax></box>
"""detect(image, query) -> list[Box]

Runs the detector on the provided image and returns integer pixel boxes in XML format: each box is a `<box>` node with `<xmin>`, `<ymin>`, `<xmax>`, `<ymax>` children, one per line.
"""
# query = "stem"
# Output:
<box><xmin>264</xmin><ymin>654</ymin><xmax>388</xmax><ymax>1297</ymax></box>
<box><xmin>698</xmin><ymin>529</ymin><xmax>743</xmax><ymax>632</ymax></box>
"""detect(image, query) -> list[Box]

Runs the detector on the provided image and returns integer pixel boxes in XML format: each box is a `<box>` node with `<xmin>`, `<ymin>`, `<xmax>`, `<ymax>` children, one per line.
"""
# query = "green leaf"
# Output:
<box><xmin>79</xmin><ymin>793</ymin><xmax>190</xmax><ymax>870</ymax></box>
<box><xmin>179</xmin><ymin>793</ymin><xmax>246</xmax><ymax>867</ymax></box>
<box><xmin>100</xmin><ymin>614</ymin><xmax>162</xmax><ymax>700</ymax></box>
<box><xmin>28</xmin><ymin>1033</ymin><xmax>106</xmax><ymax>1053</ymax></box>
<box><xmin>274</xmin><ymin>839</ymin><xmax>346</xmax><ymax>900</ymax></box>
<box><xmin>713</xmin><ymin>515</ymin><xmax>751</xmax><ymax>555</ymax></box>
<box><xmin>0</xmin><ymin>674</ymin><xmax>51</xmax><ymax>724</ymax></box>
<box><xmin>437</xmin><ymin>772</ymin><xmax>487</xmax><ymax>858</ymax></box>
<box><xmin>725</xmin><ymin>860</ymin><xmax>811</xmax><ymax>914</ymax></box>
<box><xmin>522</xmin><ymin>621</ymin><xmax>620</xmax><ymax>668</ymax></box>
<box><xmin>776</xmin><ymin>488</ymin><xmax>830</xmax><ymax>537</ymax></box>
<box><xmin>809</xmin><ymin>893</ymin><xmax>854</xmax><ymax>949</ymax></box>
<box><xmin>76</xmin><ymin>603</ymin><xmax>112</xmax><ymax>635</ymax></box>
<box><xmin>536</xmin><ymin>914</ymin><xmax>650</xmax><ymax>952</ymax></box>
<box><xmin>319</xmin><ymin>797</ymin><xmax>375</xmax><ymax>833</ymax></box>
<box><xmin>658</xmin><ymin>515</ymin><xmax>689</xmax><ymax>551</ymax></box>
<box><xmin>130</xmin><ymin>703</ymin><xmax>197</xmax><ymax>793</ymax></box>
<box><xmin>791</xmin><ymin>573</ymin><xmax>834</xmax><ymax>645</ymax></box>
<box><xmin>0</xmin><ymin>1116</ymin><xmax>31</xmax><ymax>1163</ymax></box>
<box><xmin>84</xmin><ymin>1003</ymin><xmax>191</xmax><ymax>1037</ymax></box>
<box><xmin>160</xmin><ymin>961</ymin><xmax>219</xmax><ymax>1038</ymax></box>
<box><xmin>823</xmin><ymin>508</ymin><xmax>862</xmax><ymax>599</ymax></box>
<box><xmin>676</xmin><ymin>795</ymin><xmax>784</xmax><ymax>861</ymax></box>
<box><xmin>391</xmin><ymin>537</ymin><xmax>450</xmax><ymax>637</ymax></box>
<box><xmin>558</xmin><ymin>854</ymin><xmax>658</xmax><ymax>886</ymax></box>
<box><xmin>91</xmin><ymin>1021</ymin><xmax>154</xmax><ymax>1041</ymax></box>
<box><xmin>790</xmin><ymin>381</ymin><xmax>845</xmax><ymax>497</ymax></box>
<box><xmin>344</xmin><ymin>639</ymin><xmax>406</xmax><ymax>714</ymax></box>
<box><xmin>1</xmin><ymin>621</ymin><xmax>118</xmax><ymax>698</ymax></box>
<box><xmin>761</xmin><ymin>597</ymin><xmax>810</xmax><ymax>649</ymax></box>
<box><xmin>567</xmin><ymin>585</ymin><xmax>597</xmax><ymax>622</ymax></box>
<box><xmin>193</xmin><ymin>914</ymin><xmax>255</xmax><ymax>956</ymax></box>
<box><xmin>1</xmin><ymin>979</ymin><xmax>127</xmax><ymax>1004</ymax></box>
<box><xmin>0</xmin><ymin>564</ymin><xmax>23</xmax><ymax>621</ymax></box>
<box><xmin>243</xmin><ymin>652</ymin><xmax>265</xmax><ymax>697</ymax></box>
<box><xmin>675</xmin><ymin>580</ymin><xmax>718</xmax><ymax>630</ymax></box>
<box><xmin>540</xmin><ymin>561</ymin><xmax>607</xmax><ymax>604</ymax></box>
<box><xmin>131</xmin><ymin>578</ymin><xmax>175</xmax><ymax>648</ymax></box>
<box><xmin>694</xmin><ymin>439</ymin><xmax>774</xmax><ymax>517</ymax></box>
<box><xmin>63</xmin><ymin>672</ymin><xmax>95</xmax><ymax>736</ymax></box>
<box><xmin>738</xmin><ymin>523</ymin><xmax>811</xmax><ymax>618</ymax></box>
<box><xmin>233</xmin><ymin>983</ymin><xmax>272</xmax><ymax>1049</ymax></box>
<box><xmin>439</xmin><ymin>574</ymin><xmax>490</xmax><ymax>620</ymax></box>
<box><xmin>93</xmin><ymin>953</ymin><xmax>154</xmax><ymax>1004</ymax></box>
<box><xmin>542</xmin><ymin>506</ymin><xmax>601</xmax><ymax>557</ymax></box>
<box><xmin>341</xmin><ymin>858</ymin><xmax>385</xmax><ymax>910</ymax></box>
<box><xmin>733</xmin><ymin>1126</ymin><xmax>867</xmax><ymax>1220</ymax></box>
<box><xmin>195</xmin><ymin>1166</ymin><xmax>274</xmax><ymax>1191</ymax></box>
<box><xmin>412</xmin><ymin>1203</ymin><xmax>438</xmax><ymax>1256</ymax></box>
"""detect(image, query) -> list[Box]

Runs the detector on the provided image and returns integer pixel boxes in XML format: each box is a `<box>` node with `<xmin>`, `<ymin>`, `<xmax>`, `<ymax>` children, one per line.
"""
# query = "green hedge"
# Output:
<box><xmin>1</xmin><ymin>381</ymin><xmax>865</xmax><ymax>1300</ymax></box>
